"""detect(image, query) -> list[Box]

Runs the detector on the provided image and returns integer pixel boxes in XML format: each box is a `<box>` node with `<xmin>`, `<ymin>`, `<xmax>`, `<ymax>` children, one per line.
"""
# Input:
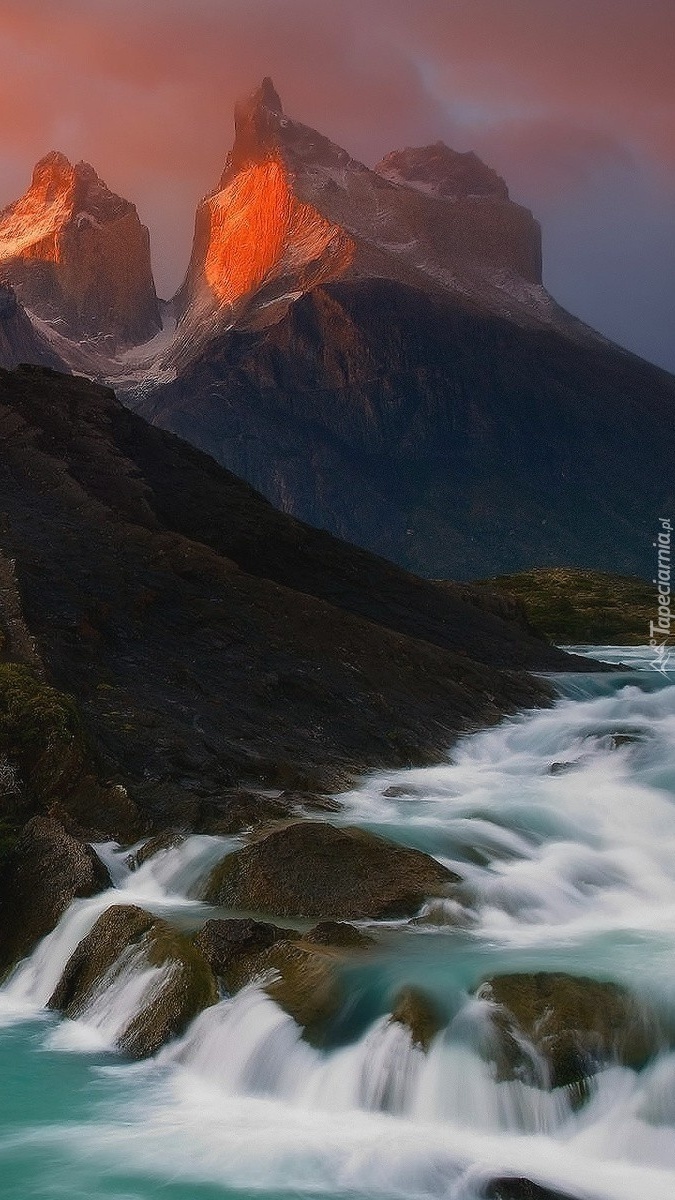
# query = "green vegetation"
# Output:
<box><xmin>0</xmin><ymin>663</ymin><xmax>83</xmax><ymax>800</ymax></box>
<box><xmin>0</xmin><ymin>664</ymin><xmax>80</xmax><ymax>759</ymax></box>
<box><xmin>0</xmin><ymin>665</ymin><xmax>89</xmax><ymax>859</ymax></box>
<box><xmin>478</xmin><ymin>568</ymin><xmax>655</xmax><ymax>645</ymax></box>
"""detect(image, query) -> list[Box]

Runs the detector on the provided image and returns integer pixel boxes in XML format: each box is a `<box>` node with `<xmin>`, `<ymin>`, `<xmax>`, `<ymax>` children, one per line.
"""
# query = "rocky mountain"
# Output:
<box><xmin>129</xmin><ymin>81</ymin><xmax>674</xmax><ymax>580</ymax></box>
<box><xmin>2</xmin><ymin>83</ymin><xmax>673</xmax><ymax>582</ymax></box>
<box><xmin>170</xmin><ymin>78</ymin><xmax>544</xmax><ymax>357</ymax></box>
<box><xmin>0</xmin><ymin>153</ymin><xmax>160</xmax><ymax>348</ymax></box>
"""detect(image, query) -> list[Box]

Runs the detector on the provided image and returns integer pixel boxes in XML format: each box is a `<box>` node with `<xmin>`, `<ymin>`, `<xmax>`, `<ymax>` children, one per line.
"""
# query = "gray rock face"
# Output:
<box><xmin>376</xmin><ymin>143</ymin><xmax>510</xmax><ymax>200</ymax></box>
<box><xmin>0</xmin><ymin>153</ymin><xmax>160</xmax><ymax>347</ymax></box>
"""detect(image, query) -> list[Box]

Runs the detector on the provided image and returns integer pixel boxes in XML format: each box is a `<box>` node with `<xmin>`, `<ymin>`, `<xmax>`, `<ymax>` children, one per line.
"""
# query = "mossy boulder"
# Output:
<box><xmin>0</xmin><ymin>663</ymin><xmax>140</xmax><ymax>842</ymax></box>
<box><xmin>201</xmin><ymin>821</ymin><xmax>457</xmax><ymax>919</ymax></box>
<box><xmin>194</xmin><ymin>916</ymin><xmax>373</xmax><ymax>1043</ymax></box>
<box><xmin>49</xmin><ymin>904</ymin><xmax>218</xmax><ymax>1057</ymax></box>
<box><xmin>476</xmin><ymin>972</ymin><xmax>666</xmax><ymax>1089</ymax></box>
<box><xmin>0</xmin><ymin>815</ymin><xmax>111</xmax><ymax>976</ymax></box>
<box><xmin>389</xmin><ymin>986</ymin><xmax>444</xmax><ymax>1051</ymax></box>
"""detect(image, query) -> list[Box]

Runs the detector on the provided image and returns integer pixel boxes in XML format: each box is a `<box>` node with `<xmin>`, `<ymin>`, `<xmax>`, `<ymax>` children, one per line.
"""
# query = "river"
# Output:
<box><xmin>0</xmin><ymin>647</ymin><xmax>673</xmax><ymax>1200</ymax></box>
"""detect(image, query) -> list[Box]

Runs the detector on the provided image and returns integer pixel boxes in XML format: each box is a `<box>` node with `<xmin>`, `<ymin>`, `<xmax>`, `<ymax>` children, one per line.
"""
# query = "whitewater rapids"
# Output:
<box><xmin>0</xmin><ymin>648</ymin><xmax>673</xmax><ymax>1200</ymax></box>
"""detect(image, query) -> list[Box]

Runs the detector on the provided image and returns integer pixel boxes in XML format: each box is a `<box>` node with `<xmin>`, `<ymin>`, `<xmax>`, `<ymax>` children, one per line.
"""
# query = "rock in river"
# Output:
<box><xmin>201</xmin><ymin>820</ymin><xmax>457</xmax><ymax>919</ymax></box>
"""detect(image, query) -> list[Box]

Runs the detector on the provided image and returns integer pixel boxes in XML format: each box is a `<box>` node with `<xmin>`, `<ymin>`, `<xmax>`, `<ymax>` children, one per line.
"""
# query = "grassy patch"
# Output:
<box><xmin>478</xmin><ymin>568</ymin><xmax>655</xmax><ymax>645</ymax></box>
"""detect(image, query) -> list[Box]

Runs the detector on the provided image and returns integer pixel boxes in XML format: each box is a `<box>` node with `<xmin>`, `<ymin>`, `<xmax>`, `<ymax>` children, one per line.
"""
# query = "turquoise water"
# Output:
<box><xmin>1</xmin><ymin>648</ymin><xmax>674</xmax><ymax>1200</ymax></box>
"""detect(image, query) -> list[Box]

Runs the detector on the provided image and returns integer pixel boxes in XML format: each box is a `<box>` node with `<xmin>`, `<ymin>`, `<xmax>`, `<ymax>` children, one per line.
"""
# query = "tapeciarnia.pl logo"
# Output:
<box><xmin>649</xmin><ymin>517</ymin><xmax>673</xmax><ymax>674</ymax></box>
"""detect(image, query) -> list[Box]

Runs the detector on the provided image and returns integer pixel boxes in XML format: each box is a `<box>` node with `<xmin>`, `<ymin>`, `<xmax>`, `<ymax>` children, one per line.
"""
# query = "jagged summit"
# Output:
<box><xmin>174</xmin><ymin>79</ymin><xmax>543</xmax><ymax>345</ymax></box>
<box><xmin>375</xmin><ymin>143</ymin><xmax>510</xmax><ymax>200</ymax></box>
<box><xmin>0</xmin><ymin>153</ymin><xmax>160</xmax><ymax>347</ymax></box>
<box><xmin>174</xmin><ymin>80</ymin><xmax>357</xmax><ymax>330</ymax></box>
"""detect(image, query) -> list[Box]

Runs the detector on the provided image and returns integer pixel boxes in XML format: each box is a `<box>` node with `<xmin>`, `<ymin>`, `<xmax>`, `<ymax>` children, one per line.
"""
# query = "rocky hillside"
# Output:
<box><xmin>0</xmin><ymin>364</ymin><xmax>593</xmax><ymax>842</ymax></box>
<box><xmin>137</xmin><ymin>273</ymin><xmax>675</xmax><ymax>580</ymax></box>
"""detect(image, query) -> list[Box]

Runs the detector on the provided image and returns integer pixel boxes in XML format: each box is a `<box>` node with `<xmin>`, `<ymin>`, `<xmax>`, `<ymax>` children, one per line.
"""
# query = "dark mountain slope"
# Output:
<box><xmin>0</xmin><ymin>366</ymin><xmax>573</xmax><ymax>826</ymax></box>
<box><xmin>138</xmin><ymin>276</ymin><xmax>675</xmax><ymax>579</ymax></box>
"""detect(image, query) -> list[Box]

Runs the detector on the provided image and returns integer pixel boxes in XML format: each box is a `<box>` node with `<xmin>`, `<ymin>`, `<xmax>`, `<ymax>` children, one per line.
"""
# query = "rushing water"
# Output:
<box><xmin>1</xmin><ymin>648</ymin><xmax>674</xmax><ymax>1200</ymax></box>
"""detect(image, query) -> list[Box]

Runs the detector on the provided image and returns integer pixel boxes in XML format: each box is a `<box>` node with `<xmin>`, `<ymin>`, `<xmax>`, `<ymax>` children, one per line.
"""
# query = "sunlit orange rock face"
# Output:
<box><xmin>0</xmin><ymin>152</ymin><xmax>160</xmax><ymax>346</ymax></box>
<box><xmin>176</xmin><ymin>79</ymin><xmax>355</xmax><ymax>326</ymax></box>
<box><xmin>203</xmin><ymin>157</ymin><xmax>354</xmax><ymax>311</ymax></box>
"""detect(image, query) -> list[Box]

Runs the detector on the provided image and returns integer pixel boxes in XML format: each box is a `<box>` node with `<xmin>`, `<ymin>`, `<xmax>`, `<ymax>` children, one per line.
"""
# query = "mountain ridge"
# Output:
<box><xmin>0</xmin><ymin>81</ymin><xmax>672</xmax><ymax>581</ymax></box>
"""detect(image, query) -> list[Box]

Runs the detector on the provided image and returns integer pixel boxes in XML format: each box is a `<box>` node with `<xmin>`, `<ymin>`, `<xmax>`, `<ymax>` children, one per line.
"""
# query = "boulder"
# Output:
<box><xmin>0</xmin><ymin>815</ymin><xmax>110</xmax><ymax>975</ymax></box>
<box><xmin>482</xmin><ymin>1179</ymin><xmax>578</xmax><ymax>1200</ymax></box>
<box><xmin>126</xmin><ymin>829</ymin><xmax>185</xmax><ymax>870</ymax></box>
<box><xmin>49</xmin><ymin>904</ymin><xmax>217</xmax><ymax>1057</ymax></box>
<box><xmin>201</xmin><ymin>820</ymin><xmax>456</xmax><ymax>919</ymax></box>
<box><xmin>278</xmin><ymin>791</ymin><xmax>343</xmax><ymax>815</ymax></box>
<box><xmin>303</xmin><ymin>920</ymin><xmax>373</xmax><ymax>948</ymax></box>
<box><xmin>193</xmin><ymin>915</ymin><xmax>373</xmax><ymax>1042</ymax></box>
<box><xmin>193</xmin><ymin>917</ymin><xmax>294</xmax><ymax>979</ymax></box>
<box><xmin>389</xmin><ymin>985</ymin><xmax>444</xmax><ymax>1051</ymax></box>
<box><xmin>476</xmin><ymin>972</ymin><xmax>666</xmax><ymax>1089</ymax></box>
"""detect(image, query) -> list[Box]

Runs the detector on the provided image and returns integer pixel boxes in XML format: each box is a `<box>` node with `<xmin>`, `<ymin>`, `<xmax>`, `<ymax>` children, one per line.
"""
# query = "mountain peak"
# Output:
<box><xmin>175</xmin><ymin>81</ymin><xmax>542</xmax><ymax>343</ymax></box>
<box><xmin>0</xmin><ymin>153</ymin><xmax>160</xmax><ymax>346</ymax></box>
<box><xmin>31</xmin><ymin>150</ymin><xmax>73</xmax><ymax>188</ymax></box>
<box><xmin>375</xmin><ymin>143</ymin><xmax>510</xmax><ymax>200</ymax></box>
<box><xmin>229</xmin><ymin>77</ymin><xmax>286</xmax><ymax>174</ymax></box>
<box><xmin>257</xmin><ymin>76</ymin><xmax>284</xmax><ymax>114</ymax></box>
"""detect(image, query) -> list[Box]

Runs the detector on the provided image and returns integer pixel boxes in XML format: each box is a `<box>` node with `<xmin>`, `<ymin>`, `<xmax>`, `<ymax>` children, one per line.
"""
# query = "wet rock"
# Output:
<box><xmin>303</xmin><ymin>920</ymin><xmax>373</xmax><ymax>948</ymax></box>
<box><xmin>482</xmin><ymin>1178</ymin><xmax>578</xmax><ymax>1200</ymax></box>
<box><xmin>610</xmin><ymin>732</ymin><xmax>645</xmax><ymax>749</ymax></box>
<box><xmin>548</xmin><ymin>761</ymin><xmax>576</xmax><ymax>775</ymax></box>
<box><xmin>49</xmin><ymin>904</ymin><xmax>217</xmax><ymax>1058</ymax></box>
<box><xmin>477</xmin><ymin>972</ymin><xmax>666</xmax><ymax>1089</ymax></box>
<box><xmin>0</xmin><ymin>815</ymin><xmax>111</xmax><ymax>975</ymax></box>
<box><xmin>389</xmin><ymin>985</ymin><xmax>444</xmax><ymax>1051</ymax></box>
<box><xmin>278</xmin><ymin>790</ymin><xmax>343</xmax><ymax>814</ymax></box>
<box><xmin>200</xmin><ymin>790</ymin><xmax>295</xmax><ymax>835</ymax></box>
<box><xmin>226</xmin><ymin>937</ymin><xmax>346</xmax><ymax>1044</ymax></box>
<box><xmin>126</xmin><ymin>829</ymin><xmax>185</xmax><ymax>870</ymax></box>
<box><xmin>193</xmin><ymin>917</ymin><xmax>294</xmax><ymax>979</ymax></box>
<box><xmin>410</xmin><ymin>897</ymin><xmax>475</xmax><ymax>928</ymax></box>
<box><xmin>201</xmin><ymin>820</ymin><xmax>457</xmax><ymax>919</ymax></box>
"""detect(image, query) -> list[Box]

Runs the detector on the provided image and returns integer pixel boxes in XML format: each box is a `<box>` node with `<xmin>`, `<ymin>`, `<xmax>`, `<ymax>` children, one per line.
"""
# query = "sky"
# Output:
<box><xmin>0</xmin><ymin>0</ymin><xmax>673</xmax><ymax>371</ymax></box>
